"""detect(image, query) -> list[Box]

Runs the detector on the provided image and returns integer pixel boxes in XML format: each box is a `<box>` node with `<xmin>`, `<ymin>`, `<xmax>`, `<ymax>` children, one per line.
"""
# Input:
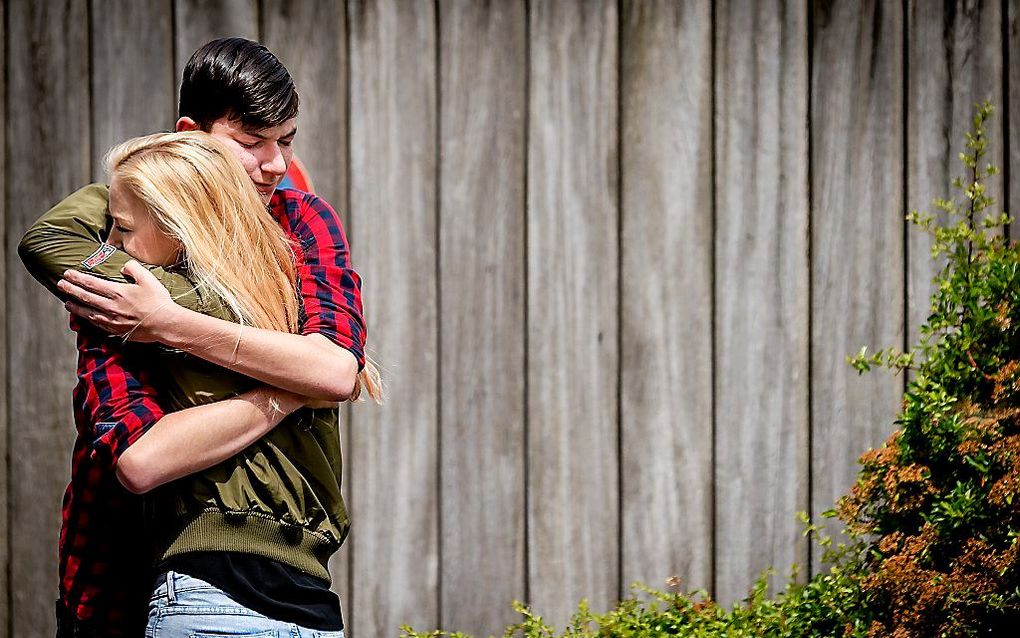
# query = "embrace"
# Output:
<box><xmin>18</xmin><ymin>38</ymin><xmax>381</xmax><ymax>638</ymax></box>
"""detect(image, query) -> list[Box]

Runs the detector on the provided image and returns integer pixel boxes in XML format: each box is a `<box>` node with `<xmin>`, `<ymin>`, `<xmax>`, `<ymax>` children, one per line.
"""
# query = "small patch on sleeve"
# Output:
<box><xmin>81</xmin><ymin>243</ymin><xmax>116</xmax><ymax>270</ymax></box>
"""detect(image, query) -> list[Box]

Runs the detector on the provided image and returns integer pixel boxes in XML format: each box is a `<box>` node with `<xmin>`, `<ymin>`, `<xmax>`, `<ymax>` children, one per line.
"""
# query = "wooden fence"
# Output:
<box><xmin>1</xmin><ymin>0</ymin><xmax>1015</xmax><ymax>636</ymax></box>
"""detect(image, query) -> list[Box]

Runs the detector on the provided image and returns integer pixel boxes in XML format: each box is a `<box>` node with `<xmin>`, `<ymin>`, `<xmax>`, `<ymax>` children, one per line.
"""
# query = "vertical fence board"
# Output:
<box><xmin>260</xmin><ymin>0</ymin><xmax>352</xmax><ymax>616</ymax></box>
<box><xmin>0</xmin><ymin>0</ymin><xmax>7</xmax><ymax>633</ymax></box>
<box><xmin>90</xmin><ymin>0</ymin><xmax>175</xmax><ymax>179</ymax></box>
<box><xmin>174</xmin><ymin>0</ymin><xmax>259</xmax><ymax>100</ymax></box>
<box><xmin>907</xmin><ymin>0</ymin><xmax>1004</xmax><ymax>347</ymax></box>
<box><xmin>438</xmin><ymin>0</ymin><xmax>527</xmax><ymax>634</ymax></box>
<box><xmin>619</xmin><ymin>0</ymin><xmax>713</xmax><ymax>598</ymax></box>
<box><xmin>348</xmin><ymin>1</ymin><xmax>439</xmax><ymax>635</ymax></box>
<box><xmin>810</xmin><ymin>0</ymin><xmax>905</xmax><ymax>564</ymax></box>
<box><xmin>714</xmin><ymin>0</ymin><xmax>810</xmax><ymax>604</ymax></box>
<box><xmin>7</xmin><ymin>2</ymin><xmax>91</xmax><ymax>636</ymax></box>
<box><xmin>1008</xmin><ymin>0</ymin><xmax>1020</xmax><ymax>225</ymax></box>
<box><xmin>528</xmin><ymin>0</ymin><xmax>619</xmax><ymax>627</ymax></box>
<box><xmin>262</xmin><ymin>0</ymin><xmax>347</xmax><ymax>209</ymax></box>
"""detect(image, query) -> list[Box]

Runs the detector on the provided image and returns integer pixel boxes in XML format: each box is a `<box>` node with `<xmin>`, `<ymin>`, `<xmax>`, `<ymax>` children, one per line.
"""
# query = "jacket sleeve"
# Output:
<box><xmin>18</xmin><ymin>183</ymin><xmax>233</xmax><ymax>320</ymax></box>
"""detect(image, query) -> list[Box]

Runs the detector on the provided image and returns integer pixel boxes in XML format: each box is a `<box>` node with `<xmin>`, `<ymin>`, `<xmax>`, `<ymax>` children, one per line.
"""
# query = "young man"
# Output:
<box><xmin>20</xmin><ymin>38</ymin><xmax>360</xmax><ymax>637</ymax></box>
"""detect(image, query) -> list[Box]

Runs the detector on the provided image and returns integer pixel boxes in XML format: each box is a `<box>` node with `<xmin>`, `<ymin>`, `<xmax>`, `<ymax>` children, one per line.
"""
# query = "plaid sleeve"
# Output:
<box><xmin>71</xmin><ymin>317</ymin><xmax>165</xmax><ymax>470</ymax></box>
<box><xmin>291</xmin><ymin>194</ymin><xmax>367</xmax><ymax>369</ymax></box>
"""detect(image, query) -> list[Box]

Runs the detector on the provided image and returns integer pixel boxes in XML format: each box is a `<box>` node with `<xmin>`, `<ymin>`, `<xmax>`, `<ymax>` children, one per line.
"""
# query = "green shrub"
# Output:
<box><xmin>402</xmin><ymin>102</ymin><xmax>1020</xmax><ymax>638</ymax></box>
<box><xmin>838</xmin><ymin>101</ymin><xmax>1020</xmax><ymax>636</ymax></box>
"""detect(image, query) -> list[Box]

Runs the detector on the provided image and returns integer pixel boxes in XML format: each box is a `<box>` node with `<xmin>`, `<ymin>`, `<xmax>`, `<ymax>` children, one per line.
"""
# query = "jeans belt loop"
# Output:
<box><xmin>165</xmin><ymin>570</ymin><xmax>177</xmax><ymax>604</ymax></box>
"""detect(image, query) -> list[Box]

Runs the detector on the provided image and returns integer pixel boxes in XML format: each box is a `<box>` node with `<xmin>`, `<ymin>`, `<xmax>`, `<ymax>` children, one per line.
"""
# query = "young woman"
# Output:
<box><xmin>114</xmin><ymin>131</ymin><xmax>381</xmax><ymax>638</ymax></box>
<box><xmin>25</xmin><ymin>131</ymin><xmax>379</xmax><ymax>637</ymax></box>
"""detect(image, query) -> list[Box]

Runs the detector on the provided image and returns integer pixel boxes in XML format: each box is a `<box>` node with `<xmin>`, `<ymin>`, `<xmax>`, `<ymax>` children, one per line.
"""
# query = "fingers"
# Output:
<box><xmin>65</xmin><ymin>301</ymin><xmax>133</xmax><ymax>338</ymax></box>
<box><xmin>61</xmin><ymin>269</ymin><xmax>121</xmax><ymax>299</ymax></box>
<box><xmin>65</xmin><ymin>300</ymin><xmax>111</xmax><ymax>329</ymax></box>
<box><xmin>57</xmin><ymin>278</ymin><xmax>115</xmax><ymax>312</ymax></box>
<box><xmin>121</xmin><ymin>259</ymin><xmax>148</xmax><ymax>282</ymax></box>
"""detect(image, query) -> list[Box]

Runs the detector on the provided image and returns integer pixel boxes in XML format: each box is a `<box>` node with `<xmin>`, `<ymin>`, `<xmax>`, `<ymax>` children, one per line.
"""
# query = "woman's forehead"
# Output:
<box><xmin>108</xmin><ymin>175</ymin><xmax>144</xmax><ymax>223</ymax></box>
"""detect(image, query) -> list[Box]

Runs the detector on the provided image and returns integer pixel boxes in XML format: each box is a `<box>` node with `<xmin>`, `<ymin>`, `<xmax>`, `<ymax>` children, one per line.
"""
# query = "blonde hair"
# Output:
<box><xmin>350</xmin><ymin>351</ymin><xmax>383</xmax><ymax>403</ymax></box>
<box><xmin>107</xmin><ymin>131</ymin><xmax>383</xmax><ymax>403</ymax></box>
<box><xmin>107</xmin><ymin>131</ymin><xmax>299</xmax><ymax>334</ymax></box>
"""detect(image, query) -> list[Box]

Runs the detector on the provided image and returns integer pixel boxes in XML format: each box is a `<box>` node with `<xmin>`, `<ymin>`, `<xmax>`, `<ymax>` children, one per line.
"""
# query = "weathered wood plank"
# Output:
<box><xmin>174</xmin><ymin>0</ymin><xmax>259</xmax><ymax>102</ymax></box>
<box><xmin>1008</xmin><ymin>0</ymin><xmax>1020</xmax><ymax>229</ymax></box>
<box><xmin>528</xmin><ymin>0</ymin><xmax>619</xmax><ymax>627</ymax></box>
<box><xmin>0</xmin><ymin>1</ymin><xmax>8</xmax><ymax>634</ymax></box>
<box><xmin>262</xmin><ymin>0</ymin><xmax>347</xmax><ymax>209</ymax></box>
<box><xmin>619</xmin><ymin>0</ymin><xmax>713</xmax><ymax>598</ymax></box>
<box><xmin>348</xmin><ymin>0</ymin><xmax>439</xmax><ymax>635</ymax></box>
<box><xmin>907</xmin><ymin>0</ymin><xmax>1004</xmax><ymax>348</ymax></box>
<box><xmin>437</xmin><ymin>0</ymin><xmax>526</xmax><ymax>634</ymax></box>
<box><xmin>714</xmin><ymin>0</ymin><xmax>810</xmax><ymax>604</ymax></box>
<box><xmin>260</xmin><ymin>0</ymin><xmax>352</xmax><ymax>617</ymax></box>
<box><xmin>810</xmin><ymin>0</ymin><xmax>905</xmax><ymax>566</ymax></box>
<box><xmin>7</xmin><ymin>1</ymin><xmax>91</xmax><ymax>636</ymax></box>
<box><xmin>90</xmin><ymin>0</ymin><xmax>175</xmax><ymax>179</ymax></box>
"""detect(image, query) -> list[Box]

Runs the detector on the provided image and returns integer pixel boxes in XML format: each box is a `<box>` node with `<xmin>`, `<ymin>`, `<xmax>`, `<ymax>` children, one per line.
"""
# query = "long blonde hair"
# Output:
<box><xmin>107</xmin><ymin>131</ymin><xmax>383</xmax><ymax>402</ymax></box>
<box><xmin>107</xmin><ymin>132</ymin><xmax>299</xmax><ymax>334</ymax></box>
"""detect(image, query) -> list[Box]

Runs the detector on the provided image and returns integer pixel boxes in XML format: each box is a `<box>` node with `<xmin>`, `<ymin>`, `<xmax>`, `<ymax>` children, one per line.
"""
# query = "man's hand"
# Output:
<box><xmin>57</xmin><ymin>260</ymin><xmax>179</xmax><ymax>342</ymax></box>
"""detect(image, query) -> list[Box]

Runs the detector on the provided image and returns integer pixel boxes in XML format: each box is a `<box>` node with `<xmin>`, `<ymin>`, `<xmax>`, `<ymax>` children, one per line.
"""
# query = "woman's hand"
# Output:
<box><xmin>57</xmin><ymin>260</ymin><xmax>179</xmax><ymax>342</ymax></box>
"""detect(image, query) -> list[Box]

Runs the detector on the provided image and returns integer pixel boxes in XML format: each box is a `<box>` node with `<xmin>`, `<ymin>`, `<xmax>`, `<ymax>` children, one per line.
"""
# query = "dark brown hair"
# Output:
<box><xmin>179</xmin><ymin>37</ymin><xmax>299</xmax><ymax>130</ymax></box>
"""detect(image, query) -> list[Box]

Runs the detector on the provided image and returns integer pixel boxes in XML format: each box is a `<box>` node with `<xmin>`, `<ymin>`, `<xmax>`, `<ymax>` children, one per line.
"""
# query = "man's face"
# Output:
<box><xmin>176</xmin><ymin>116</ymin><xmax>297</xmax><ymax>204</ymax></box>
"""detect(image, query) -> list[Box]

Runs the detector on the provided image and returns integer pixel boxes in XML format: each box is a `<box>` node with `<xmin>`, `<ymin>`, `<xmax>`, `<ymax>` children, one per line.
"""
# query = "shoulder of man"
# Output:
<box><xmin>271</xmin><ymin>188</ymin><xmax>345</xmax><ymax>231</ymax></box>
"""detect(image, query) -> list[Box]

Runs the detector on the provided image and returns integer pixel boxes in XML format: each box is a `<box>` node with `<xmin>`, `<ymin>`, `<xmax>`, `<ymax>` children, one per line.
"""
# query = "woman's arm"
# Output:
<box><xmin>115</xmin><ymin>384</ymin><xmax>308</xmax><ymax>495</ymax></box>
<box><xmin>74</xmin><ymin>320</ymin><xmax>315</xmax><ymax>494</ymax></box>
<box><xmin>61</xmin><ymin>262</ymin><xmax>358</xmax><ymax>401</ymax></box>
<box><xmin>28</xmin><ymin>186</ymin><xmax>355</xmax><ymax>401</ymax></box>
<box><xmin>55</xmin><ymin>192</ymin><xmax>365</xmax><ymax>401</ymax></box>
<box><xmin>151</xmin><ymin>306</ymin><xmax>359</xmax><ymax>402</ymax></box>
<box><xmin>18</xmin><ymin>184</ymin><xmax>233</xmax><ymax>320</ymax></box>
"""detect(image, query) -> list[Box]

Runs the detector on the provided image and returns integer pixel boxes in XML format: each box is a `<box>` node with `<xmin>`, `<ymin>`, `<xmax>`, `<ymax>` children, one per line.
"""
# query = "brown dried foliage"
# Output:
<box><xmin>841</xmin><ymin>367</ymin><xmax>1020</xmax><ymax>636</ymax></box>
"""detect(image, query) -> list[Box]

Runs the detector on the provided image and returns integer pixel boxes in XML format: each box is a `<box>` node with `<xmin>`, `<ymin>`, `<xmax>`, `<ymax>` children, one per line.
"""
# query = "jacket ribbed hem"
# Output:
<box><xmin>158</xmin><ymin>510</ymin><xmax>338</xmax><ymax>581</ymax></box>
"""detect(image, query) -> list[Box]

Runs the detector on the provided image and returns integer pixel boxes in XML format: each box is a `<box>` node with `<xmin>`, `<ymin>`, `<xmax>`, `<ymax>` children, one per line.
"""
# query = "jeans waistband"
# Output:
<box><xmin>151</xmin><ymin>570</ymin><xmax>188</xmax><ymax>604</ymax></box>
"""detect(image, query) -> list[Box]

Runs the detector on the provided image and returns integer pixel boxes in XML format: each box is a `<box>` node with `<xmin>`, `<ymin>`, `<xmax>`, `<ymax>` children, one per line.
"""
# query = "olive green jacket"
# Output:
<box><xmin>19</xmin><ymin>184</ymin><xmax>349</xmax><ymax>581</ymax></box>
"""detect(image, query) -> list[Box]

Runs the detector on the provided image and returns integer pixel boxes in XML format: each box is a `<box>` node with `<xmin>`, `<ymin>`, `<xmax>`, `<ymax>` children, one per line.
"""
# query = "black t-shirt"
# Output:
<box><xmin>160</xmin><ymin>552</ymin><xmax>343</xmax><ymax>631</ymax></box>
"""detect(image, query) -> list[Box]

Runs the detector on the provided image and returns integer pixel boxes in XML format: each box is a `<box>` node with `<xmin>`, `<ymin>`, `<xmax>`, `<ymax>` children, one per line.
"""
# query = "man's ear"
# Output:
<box><xmin>175</xmin><ymin>117</ymin><xmax>200</xmax><ymax>132</ymax></box>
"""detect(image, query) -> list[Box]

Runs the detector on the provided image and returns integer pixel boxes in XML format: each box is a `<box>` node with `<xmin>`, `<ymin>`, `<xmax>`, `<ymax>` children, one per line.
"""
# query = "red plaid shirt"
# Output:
<box><xmin>57</xmin><ymin>188</ymin><xmax>365</xmax><ymax>634</ymax></box>
<box><xmin>60</xmin><ymin>317</ymin><xmax>164</xmax><ymax>636</ymax></box>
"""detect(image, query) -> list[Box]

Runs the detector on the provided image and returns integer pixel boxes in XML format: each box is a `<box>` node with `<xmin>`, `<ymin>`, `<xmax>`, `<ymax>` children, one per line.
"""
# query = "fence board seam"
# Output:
<box><xmin>1003</xmin><ymin>0</ymin><xmax>1011</xmax><ymax>241</ymax></box>
<box><xmin>614</xmin><ymin>0</ymin><xmax>623</xmax><ymax>605</ymax></box>
<box><xmin>806</xmin><ymin>0</ymin><xmax>816</xmax><ymax>578</ymax></box>
<box><xmin>522</xmin><ymin>0</ymin><xmax>532</xmax><ymax>609</ymax></box>
<box><xmin>433</xmin><ymin>0</ymin><xmax>443</xmax><ymax>628</ymax></box>
<box><xmin>900</xmin><ymin>0</ymin><xmax>909</xmax><ymax>428</ymax></box>
<box><xmin>709</xmin><ymin>0</ymin><xmax>719</xmax><ymax>599</ymax></box>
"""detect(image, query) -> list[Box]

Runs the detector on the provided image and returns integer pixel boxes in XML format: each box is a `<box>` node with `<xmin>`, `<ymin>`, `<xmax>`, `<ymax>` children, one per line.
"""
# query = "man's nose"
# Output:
<box><xmin>261</xmin><ymin>145</ymin><xmax>287</xmax><ymax>177</ymax></box>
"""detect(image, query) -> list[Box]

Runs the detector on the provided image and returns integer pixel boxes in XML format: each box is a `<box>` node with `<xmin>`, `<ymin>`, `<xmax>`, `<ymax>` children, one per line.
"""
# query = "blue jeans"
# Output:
<box><xmin>146</xmin><ymin>571</ymin><xmax>346</xmax><ymax>638</ymax></box>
